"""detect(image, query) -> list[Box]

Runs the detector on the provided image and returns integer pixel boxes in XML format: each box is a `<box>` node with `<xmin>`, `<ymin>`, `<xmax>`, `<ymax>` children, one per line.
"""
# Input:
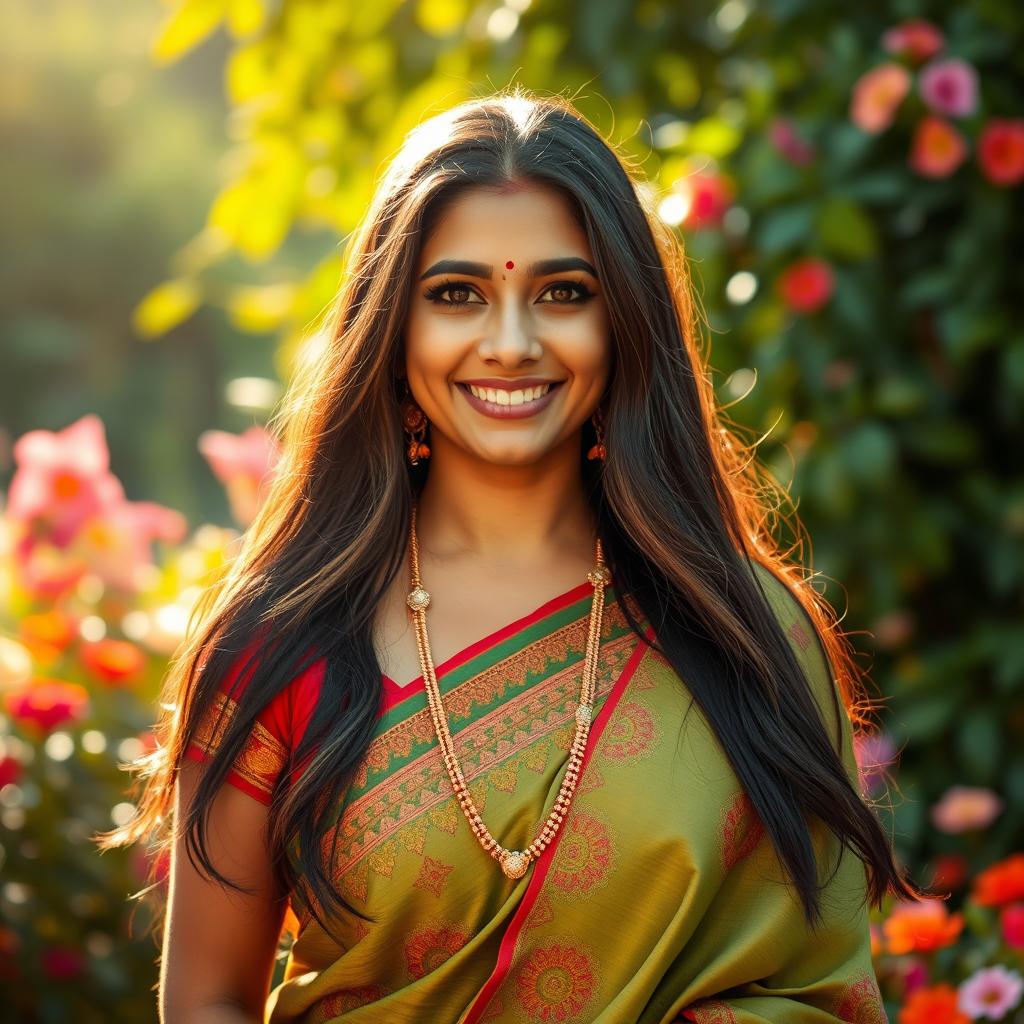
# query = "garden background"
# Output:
<box><xmin>1</xmin><ymin>1</ymin><xmax>1022</xmax><ymax>1021</ymax></box>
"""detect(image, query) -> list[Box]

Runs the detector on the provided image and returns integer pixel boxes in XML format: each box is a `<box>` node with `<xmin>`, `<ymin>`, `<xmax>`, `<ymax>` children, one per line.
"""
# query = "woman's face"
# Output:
<box><xmin>404</xmin><ymin>181</ymin><xmax>611</xmax><ymax>467</ymax></box>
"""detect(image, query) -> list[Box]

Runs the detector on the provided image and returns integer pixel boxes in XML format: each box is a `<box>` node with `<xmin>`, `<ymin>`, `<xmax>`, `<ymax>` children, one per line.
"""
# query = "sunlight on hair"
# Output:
<box><xmin>657</xmin><ymin>192</ymin><xmax>691</xmax><ymax>226</ymax></box>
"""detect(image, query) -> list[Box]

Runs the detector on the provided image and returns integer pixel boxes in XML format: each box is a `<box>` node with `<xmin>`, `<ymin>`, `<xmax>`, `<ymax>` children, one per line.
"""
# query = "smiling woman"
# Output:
<box><xmin>99</xmin><ymin>88</ymin><xmax>923</xmax><ymax>1023</ymax></box>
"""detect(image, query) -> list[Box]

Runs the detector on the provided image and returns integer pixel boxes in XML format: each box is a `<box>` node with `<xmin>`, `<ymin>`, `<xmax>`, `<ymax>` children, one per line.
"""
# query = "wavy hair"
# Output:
<box><xmin>96</xmin><ymin>87</ymin><xmax>923</xmax><ymax>945</ymax></box>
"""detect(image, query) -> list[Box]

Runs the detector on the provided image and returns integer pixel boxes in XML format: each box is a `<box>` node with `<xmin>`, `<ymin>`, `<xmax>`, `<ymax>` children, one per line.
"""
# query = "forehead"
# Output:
<box><xmin>417</xmin><ymin>182</ymin><xmax>590</xmax><ymax>264</ymax></box>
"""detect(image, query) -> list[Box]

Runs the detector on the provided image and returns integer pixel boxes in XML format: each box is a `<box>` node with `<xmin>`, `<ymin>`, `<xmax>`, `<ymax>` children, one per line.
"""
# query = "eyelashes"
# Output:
<box><xmin>422</xmin><ymin>278</ymin><xmax>595</xmax><ymax>308</ymax></box>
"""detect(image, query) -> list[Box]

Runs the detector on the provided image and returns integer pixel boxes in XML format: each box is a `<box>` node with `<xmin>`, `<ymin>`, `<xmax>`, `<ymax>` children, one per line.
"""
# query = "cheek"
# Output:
<box><xmin>404</xmin><ymin>307</ymin><xmax>464</xmax><ymax>378</ymax></box>
<box><xmin>551</xmin><ymin>308</ymin><xmax>612</xmax><ymax>379</ymax></box>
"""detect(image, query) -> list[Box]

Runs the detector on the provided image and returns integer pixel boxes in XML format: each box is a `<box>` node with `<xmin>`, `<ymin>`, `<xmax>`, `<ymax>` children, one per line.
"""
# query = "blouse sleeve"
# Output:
<box><xmin>676</xmin><ymin>565</ymin><xmax>885</xmax><ymax>1023</ymax></box>
<box><xmin>183</xmin><ymin>639</ymin><xmax>324</xmax><ymax>806</ymax></box>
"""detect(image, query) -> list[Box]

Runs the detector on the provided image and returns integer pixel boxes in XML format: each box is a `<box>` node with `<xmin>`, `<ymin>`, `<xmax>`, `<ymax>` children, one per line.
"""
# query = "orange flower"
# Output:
<box><xmin>972</xmin><ymin>853</ymin><xmax>1024</xmax><ymax>907</ymax></box>
<box><xmin>18</xmin><ymin>609</ymin><xmax>77</xmax><ymax>658</ymax></box>
<box><xmin>79</xmin><ymin>638</ymin><xmax>146</xmax><ymax>687</ymax></box>
<box><xmin>851</xmin><ymin>63</ymin><xmax>912</xmax><ymax>134</ymax></box>
<box><xmin>4</xmin><ymin>677</ymin><xmax>89</xmax><ymax>736</ymax></box>
<box><xmin>869</xmin><ymin>923</ymin><xmax>883</xmax><ymax>958</ymax></box>
<box><xmin>883</xmin><ymin>899</ymin><xmax>964</xmax><ymax>954</ymax></box>
<box><xmin>898</xmin><ymin>983</ymin><xmax>970</xmax><ymax>1024</ymax></box>
<box><xmin>909</xmin><ymin>116</ymin><xmax>967</xmax><ymax>178</ymax></box>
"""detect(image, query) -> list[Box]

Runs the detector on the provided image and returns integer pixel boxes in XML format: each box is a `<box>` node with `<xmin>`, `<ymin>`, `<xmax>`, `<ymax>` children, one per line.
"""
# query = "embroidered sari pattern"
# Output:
<box><xmin>258</xmin><ymin>566</ymin><xmax>885</xmax><ymax>1024</ymax></box>
<box><xmin>293</xmin><ymin>593</ymin><xmax>639</xmax><ymax>927</ymax></box>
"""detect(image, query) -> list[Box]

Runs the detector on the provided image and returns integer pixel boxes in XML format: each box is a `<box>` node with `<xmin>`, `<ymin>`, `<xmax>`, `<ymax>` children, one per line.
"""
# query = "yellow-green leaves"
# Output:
<box><xmin>132</xmin><ymin>278</ymin><xmax>202</xmax><ymax>337</ymax></box>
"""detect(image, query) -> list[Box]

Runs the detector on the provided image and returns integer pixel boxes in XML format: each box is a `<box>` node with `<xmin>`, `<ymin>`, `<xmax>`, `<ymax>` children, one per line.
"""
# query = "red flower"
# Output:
<box><xmin>972</xmin><ymin>853</ymin><xmax>1024</xmax><ymax>907</ymax></box>
<box><xmin>685</xmin><ymin>171</ymin><xmax>735</xmax><ymax>230</ymax></box>
<box><xmin>80</xmin><ymin>638</ymin><xmax>146</xmax><ymax>687</ymax></box>
<box><xmin>777</xmin><ymin>259</ymin><xmax>835</xmax><ymax>314</ymax></box>
<box><xmin>1001</xmin><ymin>903</ymin><xmax>1024</xmax><ymax>949</ymax></box>
<box><xmin>41</xmin><ymin>945</ymin><xmax>85</xmax><ymax>981</ymax></box>
<box><xmin>883</xmin><ymin>19</ymin><xmax>945</xmax><ymax>64</ymax></box>
<box><xmin>978</xmin><ymin>119</ymin><xmax>1024</xmax><ymax>186</ymax></box>
<box><xmin>909</xmin><ymin>116</ymin><xmax>967</xmax><ymax>178</ymax></box>
<box><xmin>4</xmin><ymin>678</ymin><xmax>89</xmax><ymax>736</ymax></box>
<box><xmin>928</xmin><ymin>852</ymin><xmax>968</xmax><ymax>893</ymax></box>
<box><xmin>0</xmin><ymin>755</ymin><xmax>22</xmax><ymax>788</ymax></box>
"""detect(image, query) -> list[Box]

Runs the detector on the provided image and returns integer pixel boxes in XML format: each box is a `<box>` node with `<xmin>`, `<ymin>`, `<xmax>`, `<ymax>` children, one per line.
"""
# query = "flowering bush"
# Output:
<box><xmin>0</xmin><ymin>415</ymin><xmax>278</xmax><ymax>1019</ymax></box>
<box><xmin>871</xmin><ymin>853</ymin><xmax>1024</xmax><ymax>1021</ymax></box>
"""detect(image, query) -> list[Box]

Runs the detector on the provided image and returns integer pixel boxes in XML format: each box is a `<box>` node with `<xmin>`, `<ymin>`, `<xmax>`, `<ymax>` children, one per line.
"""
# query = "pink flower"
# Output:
<box><xmin>1001</xmin><ymin>904</ymin><xmax>1024</xmax><ymax>950</ymax></box>
<box><xmin>957</xmin><ymin>965</ymin><xmax>1024</xmax><ymax>1020</ymax></box>
<box><xmin>853</xmin><ymin>730</ymin><xmax>896</xmax><ymax>796</ymax></box>
<box><xmin>978</xmin><ymin>119</ymin><xmax>1024</xmax><ymax>186</ymax></box>
<box><xmin>66</xmin><ymin>499</ymin><xmax>186</xmax><ymax>593</ymax></box>
<box><xmin>851</xmin><ymin>63</ymin><xmax>912</xmax><ymax>134</ymax></box>
<box><xmin>902</xmin><ymin>957</ymin><xmax>931</xmax><ymax>998</ymax></box>
<box><xmin>919</xmin><ymin>59</ymin><xmax>979</xmax><ymax>118</ymax></box>
<box><xmin>909</xmin><ymin>116</ymin><xmax>968</xmax><ymax>178</ymax></box>
<box><xmin>930</xmin><ymin>785</ymin><xmax>1003</xmax><ymax>834</ymax></box>
<box><xmin>776</xmin><ymin>259</ymin><xmax>835</xmax><ymax>314</ymax></box>
<box><xmin>769</xmin><ymin>118</ymin><xmax>816</xmax><ymax>166</ymax></box>
<box><xmin>198</xmin><ymin>425</ymin><xmax>281</xmax><ymax>527</ymax></box>
<box><xmin>883</xmin><ymin>19</ymin><xmax>944</xmax><ymax>64</ymax></box>
<box><xmin>7</xmin><ymin>415</ymin><xmax>123</xmax><ymax>547</ymax></box>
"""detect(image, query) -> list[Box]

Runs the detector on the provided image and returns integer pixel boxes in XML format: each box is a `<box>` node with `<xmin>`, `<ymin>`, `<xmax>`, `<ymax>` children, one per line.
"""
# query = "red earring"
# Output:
<box><xmin>401</xmin><ymin>383</ymin><xmax>431</xmax><ymax>465</ymax></box>
<box><xmin>587</xmin><ymin>406</ymin><xmax>606</xmax><ymax>462</ymax></box>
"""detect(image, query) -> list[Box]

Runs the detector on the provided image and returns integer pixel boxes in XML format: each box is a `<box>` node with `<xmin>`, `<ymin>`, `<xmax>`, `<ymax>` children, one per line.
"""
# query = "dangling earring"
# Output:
<box><xmin>587</xmin><ymin>406</ymin><xmax>607</xmax><ymax>462</ymax></box>
<box><xmin>401</xmin><ymin>383</ymin><xmax>431</xmax><ymax>465</ymax></box>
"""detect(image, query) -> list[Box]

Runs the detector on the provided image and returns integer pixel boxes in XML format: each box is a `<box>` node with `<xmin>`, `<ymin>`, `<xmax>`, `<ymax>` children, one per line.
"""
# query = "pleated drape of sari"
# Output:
<box><xmin>185</xmin><ymin>564</ymin><xmax>886</xmax><ymax>1023</ymax></box>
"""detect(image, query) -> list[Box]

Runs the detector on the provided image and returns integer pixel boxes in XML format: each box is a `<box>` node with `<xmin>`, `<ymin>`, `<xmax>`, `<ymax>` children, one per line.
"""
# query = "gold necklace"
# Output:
<box><xmin>405</xmin><ymin>501</ymin><xmax>611</xmax><ymax>879</ymax></box>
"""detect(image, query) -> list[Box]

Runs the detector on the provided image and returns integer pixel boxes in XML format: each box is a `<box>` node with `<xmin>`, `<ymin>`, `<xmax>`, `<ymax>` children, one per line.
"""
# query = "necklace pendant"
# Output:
<box><xmin>406</xmin><ymin>586</ymin><xmax>431</xmax><ymax>611</ymax></box>
<box><xmin>500</xmin><ymin>850</ymin><xmax>530</xmax><ymax>879</ymax></box>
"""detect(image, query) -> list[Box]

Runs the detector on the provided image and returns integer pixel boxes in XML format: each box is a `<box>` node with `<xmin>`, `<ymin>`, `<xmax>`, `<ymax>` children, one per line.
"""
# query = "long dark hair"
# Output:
<box><xmin>96</xmin><ymin>87</ymin><xmax>924</xmax><ymax>945</ymax></box>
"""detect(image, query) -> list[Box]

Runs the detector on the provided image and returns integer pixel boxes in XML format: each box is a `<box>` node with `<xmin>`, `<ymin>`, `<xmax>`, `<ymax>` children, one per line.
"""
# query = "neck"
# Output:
<box><xmin>412</xmin><ymin>431</ymin><xmax>597</xmax><ymax>571</ymax></box>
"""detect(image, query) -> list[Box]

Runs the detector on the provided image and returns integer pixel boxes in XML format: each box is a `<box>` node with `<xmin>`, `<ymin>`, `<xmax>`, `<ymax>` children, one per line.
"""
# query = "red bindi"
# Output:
<box><xmin>505</xmin><ymin>260</ymin><xmax>515</xmax><ymax>270</ymax></box>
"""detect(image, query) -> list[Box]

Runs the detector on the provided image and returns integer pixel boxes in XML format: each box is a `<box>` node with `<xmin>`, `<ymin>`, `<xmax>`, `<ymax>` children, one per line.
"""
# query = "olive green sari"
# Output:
<box><xmin>185</xmin><ymin>566</ymin><xmax>885</xmax><ymax>1023</ymax></box>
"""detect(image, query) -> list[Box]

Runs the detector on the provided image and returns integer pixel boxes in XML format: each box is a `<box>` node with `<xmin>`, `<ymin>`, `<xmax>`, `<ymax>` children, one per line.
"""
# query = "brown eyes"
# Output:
<box><xmin>423</xmin><ymin>280</ymin><xmax>595</xmax><ymax>308</ymax></box>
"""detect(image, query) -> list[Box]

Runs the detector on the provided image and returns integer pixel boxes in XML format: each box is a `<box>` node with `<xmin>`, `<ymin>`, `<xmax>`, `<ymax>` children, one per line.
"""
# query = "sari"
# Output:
<box><xmin>184</xmin><ymin>564</ymin><xmax>886</xmax><ymax>1023</ymax></box>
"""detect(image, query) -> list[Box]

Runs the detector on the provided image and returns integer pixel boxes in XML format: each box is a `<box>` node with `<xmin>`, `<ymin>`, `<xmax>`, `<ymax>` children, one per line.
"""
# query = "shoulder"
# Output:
<box><xmin>197</xmin><ymin>636</ymin><xmax>328</xmax><ymax>751</ymax></box>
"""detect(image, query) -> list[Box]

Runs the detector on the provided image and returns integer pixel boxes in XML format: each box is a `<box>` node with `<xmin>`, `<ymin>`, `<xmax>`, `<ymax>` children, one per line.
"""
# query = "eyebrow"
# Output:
<box><xmin>418</xmin><ymin>256</ymin><xmax>599</xmax><ymax>281</ymax></box>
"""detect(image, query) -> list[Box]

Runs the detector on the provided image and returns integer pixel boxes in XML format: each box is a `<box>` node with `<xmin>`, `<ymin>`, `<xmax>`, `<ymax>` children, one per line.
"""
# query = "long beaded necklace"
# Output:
<box><xmin>405</xmin><ymin>501</ymin><xmax>611</xmax><ymax>879</ymax></box>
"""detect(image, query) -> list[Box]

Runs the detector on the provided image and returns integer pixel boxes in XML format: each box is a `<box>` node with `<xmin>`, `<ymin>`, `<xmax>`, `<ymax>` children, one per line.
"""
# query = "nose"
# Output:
<box><xmin>477</xmin><ymin>297</ymin><xmax>543</xmax><ymax>366</ymax></box>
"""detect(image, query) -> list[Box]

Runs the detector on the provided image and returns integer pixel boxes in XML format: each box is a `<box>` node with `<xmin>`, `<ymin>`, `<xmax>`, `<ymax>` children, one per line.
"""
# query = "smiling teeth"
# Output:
<box><xmin>467</xmin><ymin>383</ymin><xmax>552</xmax><ymax>405</ymax></box>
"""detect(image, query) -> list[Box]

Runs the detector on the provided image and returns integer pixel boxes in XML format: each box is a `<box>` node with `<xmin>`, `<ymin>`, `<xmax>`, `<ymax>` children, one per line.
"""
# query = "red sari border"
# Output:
<box><xmin>380</xmin><ymin>579</ymin><xmax>596</xmax><ymax>712</ymax></box>
<box><xmin>462</xmin><ymin>624</ymin><xmax>656</xmax><ymax>1024</ymax></box>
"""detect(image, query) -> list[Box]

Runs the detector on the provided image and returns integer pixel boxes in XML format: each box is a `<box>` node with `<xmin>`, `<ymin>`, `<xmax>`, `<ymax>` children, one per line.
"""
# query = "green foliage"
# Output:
<box><xmin>139</xmin><ymin>0</ymin><xmax>1024</xmax><ymax>877</ymax></box>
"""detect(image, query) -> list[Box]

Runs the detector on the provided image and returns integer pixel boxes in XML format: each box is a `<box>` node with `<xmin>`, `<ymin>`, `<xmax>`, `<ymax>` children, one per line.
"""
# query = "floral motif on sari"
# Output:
<box><xmin>833</xmin><ymin>969</ymin><xmax>887</xmax><ymax>1022</ymax></box>
<box><xmin>719</xmin><ymin>791</ymin><xmax>766</xmax><ymax>871</ymax></box>
<box><xmin>514</xmin><ymin>940</ymin><xmax>601</xmax><ymax>1021</ymax></box>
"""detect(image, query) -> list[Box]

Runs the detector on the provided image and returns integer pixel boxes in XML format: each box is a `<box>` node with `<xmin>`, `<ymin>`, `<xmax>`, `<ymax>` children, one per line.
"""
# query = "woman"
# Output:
<box><xmin>99</xmin><ymin>90</ymin><xmax>923</xmax><ymax>1022</ymax></box>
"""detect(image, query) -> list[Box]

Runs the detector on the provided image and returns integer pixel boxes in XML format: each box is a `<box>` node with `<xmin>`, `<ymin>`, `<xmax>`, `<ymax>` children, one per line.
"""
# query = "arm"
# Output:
<box><xmin>160</xmin><ymin>759</ymin><xmax>288</xmax><ymax>1023</ymax></box>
